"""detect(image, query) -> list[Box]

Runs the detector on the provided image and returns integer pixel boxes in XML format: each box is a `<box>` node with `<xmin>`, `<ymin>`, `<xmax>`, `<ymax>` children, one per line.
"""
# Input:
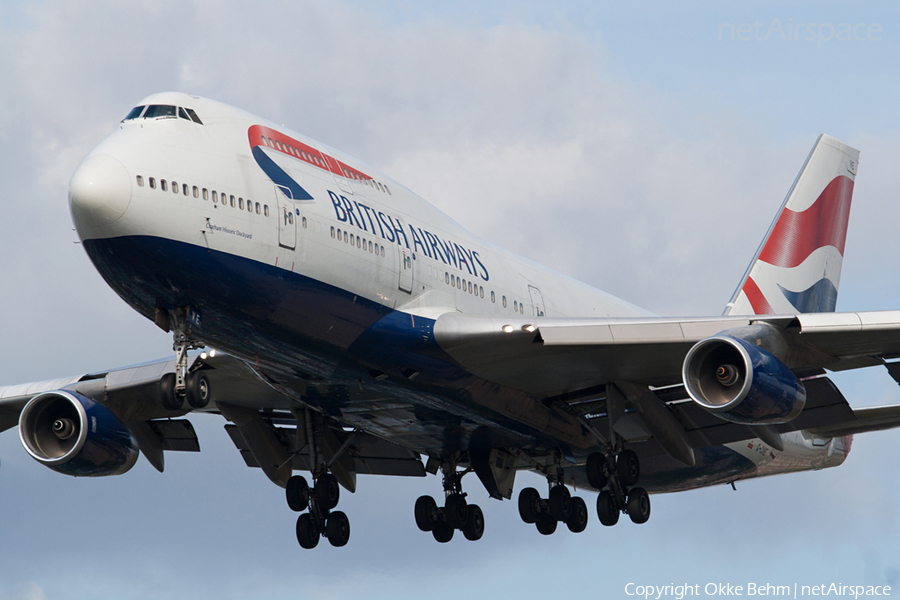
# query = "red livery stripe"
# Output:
<box><xmin>248</xmin><ymin>124</ymin><xmax>372</xmax><ymax>182</ymax></box>
<box><xmin>758</xmin><ymin>175</ymin><xmax>854</xmax><ymax>269</ymax></box>
<box><xmin>742</xmin><ymin>276</ymin><xmax>775</xmax><ymax>315</ymax></box>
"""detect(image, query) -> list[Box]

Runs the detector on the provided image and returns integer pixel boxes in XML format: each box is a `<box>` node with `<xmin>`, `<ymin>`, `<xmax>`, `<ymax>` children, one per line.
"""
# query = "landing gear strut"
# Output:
<box><xmin>517</xmin><ymin>467</ymin><xmax>589</xmax><ymax>535</ymax></box>
<box><xmin>586</xmin><ymin>447</ymin><xmax>650</xmax><ymax>526</ymax></box>
<box><xmin>415</xmin><ymin>459</ymin><xmax>485</xmax><ymax>543</ymax></box>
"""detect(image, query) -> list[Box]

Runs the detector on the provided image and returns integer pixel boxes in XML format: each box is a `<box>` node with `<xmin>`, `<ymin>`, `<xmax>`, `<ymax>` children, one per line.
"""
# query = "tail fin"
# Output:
<box><xmin>724</xmin><ymin>134</ymin><xmax>859</xmax><ymax>316</ymax></box>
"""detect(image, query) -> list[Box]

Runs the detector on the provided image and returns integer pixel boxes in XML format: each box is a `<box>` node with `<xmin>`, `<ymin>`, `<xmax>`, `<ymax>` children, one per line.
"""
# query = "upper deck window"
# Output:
<box><xmin>123</xmin><ymin>106</ymin><xmax>146</xmax><ymax>121</ymax></box>
<box><xmin>143</xmin><ymin>105</ymin><xmax>177</xmax><ymax>119</ymax></box>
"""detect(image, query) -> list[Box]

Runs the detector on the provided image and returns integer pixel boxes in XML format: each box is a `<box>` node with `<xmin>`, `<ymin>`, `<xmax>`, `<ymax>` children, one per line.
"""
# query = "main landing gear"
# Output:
<box><xmin>586</xmin><ymin>448</ymin><xmax>650</xmax><ymax>526</ymax></box>
<box><xmin>287</xmin><ymin>472</ymin><xmax>350</xmax><ymax>549</ymax></box>
<box><xmin>517</xmin><ymin>473</ymin><xmax>589</xmax><ymax>535</ymax></box>
<box><xmin>415</xmin><ymin>461</ymin><xmax>485</xmax><ymax>543</ymax></box>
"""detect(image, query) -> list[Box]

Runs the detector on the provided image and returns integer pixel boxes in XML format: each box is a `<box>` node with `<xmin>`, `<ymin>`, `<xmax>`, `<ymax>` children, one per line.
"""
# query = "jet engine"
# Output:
<box><xmin>18</xmin><ymin>390</ymin><xmax>139</xmax><ymax>476</ymax></box>
<box><xmin>682</xmin><ymin>335</ymin><xmax>806</xmax><ymax>425</ymax></box>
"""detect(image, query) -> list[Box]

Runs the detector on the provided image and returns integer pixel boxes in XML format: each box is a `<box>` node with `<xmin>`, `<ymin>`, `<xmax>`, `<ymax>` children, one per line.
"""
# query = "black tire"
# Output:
<box><xmin>616</xmin><ymin>449</ymin><xmax>640</xmax><ymax>487</ymax></box>
<box><xmin>597</xmin><ymin>490</ymin><xmax>620</xmax><ymax>526</ymax></box>
<box><xmin>315</xmin><ymin>473</ymin><xmax>340</xmax><ymax>510</ymax></box>
<box><xmin>444</xmin><ymin>493</ymin><xmax>468</xmax><ymax>529</ymax></box>
<box><xmin>566</xmin><ymin>496</ymin><xmax>588</xmax><ymax>533</ymax></box>
<box><xmin>585</xmin><ymin>452</ymin><xmax>608</xmax><ymax>489</ymax></box>
<box><xmin>548</xmin><ymin>485</ymin><xmax>572</xmax><ymax>522</ymax></box>
<box><xmin>432</xmin><ymin>521</ymin><xmax>454</xmax><ymax>543</ymax></box>
<box><xmin>626</xmin><ymin>487</ymin><xmax>651</xmax><ymax>524</ymax></box>
<box><xmin>159</xmin><ymin>373</ymin><xmax>182</xmax><ymax>410</ymax></box>
<box><xmin>296</xmin><ymin>513</ymin><xmax>319</xmax><ymax>549</ymax></box>
<box><xmin>535</xmin><ymin>513</ymin><xmax>557</xmax><ymax>535</ymax></box>
<box><xmin>462</xmin><ymin>504</ymin><xmax>485</xmax><ymax>541</ymax></box>
<box><xmin>415</xmin><ymin>495</ymin><xmax>438</xmax><ymax>532</ymax></box>
<box><xmin>517</xmin><ymin>487</ymin><xmax>541</xmax><ymax>524</ymax></box>
<box><xmin>186</xmin><ymin>371</ymin><xmax>211</xmax><ymax>409</ymax></box>
<box><xmin>286</xmin><ymin>475</ymin><xmax>310</xmax><ymax>512</ymax></box>
<box><xmin>326</xmin><ymin>510</ymin><xmax>350</xmax><ymax>547</ymax></box>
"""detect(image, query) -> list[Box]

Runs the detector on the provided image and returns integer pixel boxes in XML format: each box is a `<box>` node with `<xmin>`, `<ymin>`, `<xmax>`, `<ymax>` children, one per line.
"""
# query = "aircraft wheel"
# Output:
<box><xmin>462</xmin><ymin>504</ymin><xmax>485</xmax><ymax>541</ymax></box>
<box><xmin>586</xmin><ymin>452</ymin><xmax>608</xmax><ymax>489</ymax></box>
<box><xmin>548</xmin><ymin>485</ymin><xmax>572</xmax><ymax>522</ymax></box>
<box><xmin>315</xmin><ymin>473</ymin><xmax>340</xmax><ymax>510</ymax></box>
<box><xmin>432</xmin><ymin>521</ymin><xmax>454</xmax><ymax>543</ymax></box>
<box><xmin>597</xmin><ymin>490</ymin><xmax>620</xmax><ymax>526</ymax></box>
<box><xmin>535</xmin><ymin>513</ymin><xmax>558</xmax><ymax>535</ymax></box>
<box><xmin>518</xmin><ymin>487</ymin><xmax>541</xmax><ymax>524</ymax></box>
<box><xmin>415</xmin><ymin>495</ymin><xmax>438</xmax><ymax>532</ymax></box>
<box><xmin>626</xmin><ymin>487</ymin><xmax>651</xmax><ymax>524</ymax></box>
<box><xmin>445</xmin><ymin>493</ymin><xmax>468</xmax><ymax>529</ymax></box>
<box><xmin>326</xmin><ymin>511</ymin><xmax>350</xmax><ymax>547</ymax></box>
<box><xmin>159</xmin><ymin>373</ymin><xmax>182</xmax><ymax>410</ymax></box>
<box><xmin>616</xmin><ymin>449</ymin><xmax>640</xmax><ymax>486</ymax></box>
<box><xmin>566</xmin><ymin>496</ymin><xmax>588</xmax><ymax>533</ymax></box>
<box><xmin>296</xmin><ymin>513</ymin><xmax>319</xmax><ymax>549</ymax></box>
<box><xmin>286</xmin><ymin>475</ymin><xmax>310</xmax><ymax>512</ymax></box>
<box><xmin>186</xmin><ymin>371</ymin><xmax>211</xmax><ymax>408</ymax></box>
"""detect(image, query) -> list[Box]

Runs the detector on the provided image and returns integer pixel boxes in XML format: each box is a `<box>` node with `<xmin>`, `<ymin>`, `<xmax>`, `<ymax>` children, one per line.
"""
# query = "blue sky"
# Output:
<box><xmin>1</xmin><ymin>1</ymin><xmax>900</xmax><ymax>598</ymax></box>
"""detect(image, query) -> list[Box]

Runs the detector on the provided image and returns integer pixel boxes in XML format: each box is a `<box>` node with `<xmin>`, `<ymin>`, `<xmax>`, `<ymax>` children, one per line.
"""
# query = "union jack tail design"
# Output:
<box><xmin>724</xmin><ymin>134</ymin><xmax>859</xmax><ymax>316</ymax></box>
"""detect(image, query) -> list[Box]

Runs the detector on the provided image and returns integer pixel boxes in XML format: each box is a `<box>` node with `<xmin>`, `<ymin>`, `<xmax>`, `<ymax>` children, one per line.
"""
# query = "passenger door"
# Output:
<box><xmin>276</xmin><ymin>185</ymin><xmax>296</xmax><ymax>250</ymax></box>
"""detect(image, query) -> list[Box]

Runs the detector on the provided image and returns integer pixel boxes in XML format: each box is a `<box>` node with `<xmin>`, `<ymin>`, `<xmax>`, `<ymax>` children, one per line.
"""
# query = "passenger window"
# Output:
<box><xmin>193</xmin><ymin>186</ymin><xmax>199</xmax><ymax>198</ymax></box>
<box><xmin>303</xmin><ymin>217</ymin><xmax>308</xmax><ymax>228</ymax></box>
<box><xmin>247</xmin><ymin>201</ymin><xmax>253</xmax><ymax>213</ymax></box>
<box><xmin>239</xmin><ymin>197</ymin><xmax>244</xmax><ymax>209</ymax></box>
<box><xmin>503</xmin><ymin>296</ymin><xmax>507</xmax><ymax>308</ymax></box>
<box><xmin>212</xmin><ymin>191</ymin><xmax>218</xmax><ymax>203</ymax></box>
<box><xmin>264</xmin><ymin>204</ymin><xmax>269</xmax><ymax>217</ymax></box>
<box><xmin>368</xmin><ymin>240</ymin><xmax>372</xmax><ymax>252</ymax></box>
<box><xmin>385</xmin><ymin>185</ymin><xmax>391</xmax><ymax>195</ymax></box>
<box><xmin>202</xmin><ymin>188</ymin><xmax>208</xmax><ymax>200</ymax></box>
<box><xmin>149</xmin><ymin>177</ymin><xmax>156</xmax><ymax>189</ymax></box>
<box><xmin>468</xmin><ymin>282</ymin><xmax>473</xmax><ymax>294</ymax></box>
<box><xmin>331</xmin><ymin>226</ymin><xmax>335</xmax><ymax>238</ymax></box>
<box><xmin>350</xmin><ymin>234</ymin><xmax>355</xmax><ymax>245</ymax></box>
<box><xmin>183</xmin><ymin>184</ymin><xmax>188</xmax><ymax>196</ymax></box>
<box><xmin>230</xmin><ymin>195</ymin><xmax>235</xmax><ymax>207</ymax></box>
<box><xmin>480</xmin><ymin>286</ymin><xmax>484</xmax><ymax>298</ymax></box>
<box><xmin>161</xmin><ymin>180</ymin><xmax>168</xmax><ymax>191</ymax></box>
<box><xmin>344</xmin><ymin>231</ymin><xmax>348</xmax><ymax>243</ymax></box>
<box><xmin>267</xmin><ymin>137</ymin><xmax>274</xmax><ymax>147</ymax></box>
<box><xmin>381</xmin><ymin>247</ymin><xmax>385</xmax><ymax>257</ymax></box>
<box><xmin>491</xmin><ymin>291</ymin><xmax>495</xmax><ymax>303</ymax></box>
<box><xmin>136</xmin><ymin>175</ymin><xmax>144</xmax><ymax>187</ymax></box>
<box><xmin>514</xmin><ymin>300</ymin><xmax>518</xmax><ymax>311</ymax></box>
<box><xmin>256</xmin><ymin>202</ymin><xmax>261</xmax><ymax>215</ymax></box>
<box><xmin>357</xmin><ymin>237</ymin><xmax>361</xmax><ymax>248</ymax></box>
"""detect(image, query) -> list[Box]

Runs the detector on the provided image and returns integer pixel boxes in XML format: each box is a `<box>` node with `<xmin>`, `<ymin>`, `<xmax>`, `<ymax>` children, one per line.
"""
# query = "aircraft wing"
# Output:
<box><xmin>0</xmin><ymin>353</ymin><xmax>426</xmax><ymax>482</ymax></box>
<box><xmin>432</xmin><ymin>310</ymin><xmax>900</xmax><ymax>396</ymax></box>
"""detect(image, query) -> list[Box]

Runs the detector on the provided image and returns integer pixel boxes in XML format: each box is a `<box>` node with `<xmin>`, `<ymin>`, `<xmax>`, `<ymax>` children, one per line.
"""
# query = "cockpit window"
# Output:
<box><xmin>123</xmin><ymin>106</ymin><xmax>145</xmax><ymax>121</ymax></box>
<box><xmin>185</xmin><ymin>108</ymin><xmax>203</xmax><ymax>125</ymax></box>
<box><xmin>143</xmin><ymin>105</ymin><xmax>177</xmax><ymax>119</ymax></box>
<box><xmin>178</xmin><ymin>107</ymin><xmax>191</xmax><ymax>121</ymax></box>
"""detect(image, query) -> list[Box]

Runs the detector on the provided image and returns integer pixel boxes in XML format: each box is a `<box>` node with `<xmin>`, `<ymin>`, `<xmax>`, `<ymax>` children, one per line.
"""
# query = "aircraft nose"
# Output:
<box><xmin>68</xmin><ymin>154</ymin><xmax>132</xmax><ymax>230</ymax></box>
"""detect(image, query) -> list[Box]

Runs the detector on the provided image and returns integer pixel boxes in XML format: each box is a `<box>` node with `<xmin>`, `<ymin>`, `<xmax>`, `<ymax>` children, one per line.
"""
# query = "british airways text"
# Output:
<box><xmin>329</xmin><ymin>190</ymin><xmax>489</xmax><ymax>281</ymax></box>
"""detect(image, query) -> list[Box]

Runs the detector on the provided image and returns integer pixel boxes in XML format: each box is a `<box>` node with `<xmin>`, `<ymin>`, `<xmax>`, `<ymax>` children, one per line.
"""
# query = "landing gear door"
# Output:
<box><xmin>398</xmin><ymin>248</ymin><xmax>413</xmax><ymax>293</ymax></box>
<box><xmin>528</xmin><ymin>285</ymin><xmax>545</xmax><ymax>317</ymax></box>
<box><xmin>276</xmin><ymin>185</ymin><xmax>296</xmax><ymax>250</ymax></box>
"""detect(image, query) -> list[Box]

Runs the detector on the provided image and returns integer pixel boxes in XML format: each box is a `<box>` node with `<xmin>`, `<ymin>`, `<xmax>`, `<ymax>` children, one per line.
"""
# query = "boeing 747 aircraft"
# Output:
<box><xmin>3</xmin><ymin>92</ymin><xmax>900</xmax><ymax>548</ymax></box>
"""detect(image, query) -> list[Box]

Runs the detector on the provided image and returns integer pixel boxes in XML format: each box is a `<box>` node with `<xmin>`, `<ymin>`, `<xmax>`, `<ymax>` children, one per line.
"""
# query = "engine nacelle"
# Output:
<box><xmin>19</xmin><ymin>390</ymin><xmax>139</xmax><ymax>477</ymax></box>
<box><xmin>682</xmin><ymin>335</ymin><xmax>806</xmax><ymax>425</ymax></box>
